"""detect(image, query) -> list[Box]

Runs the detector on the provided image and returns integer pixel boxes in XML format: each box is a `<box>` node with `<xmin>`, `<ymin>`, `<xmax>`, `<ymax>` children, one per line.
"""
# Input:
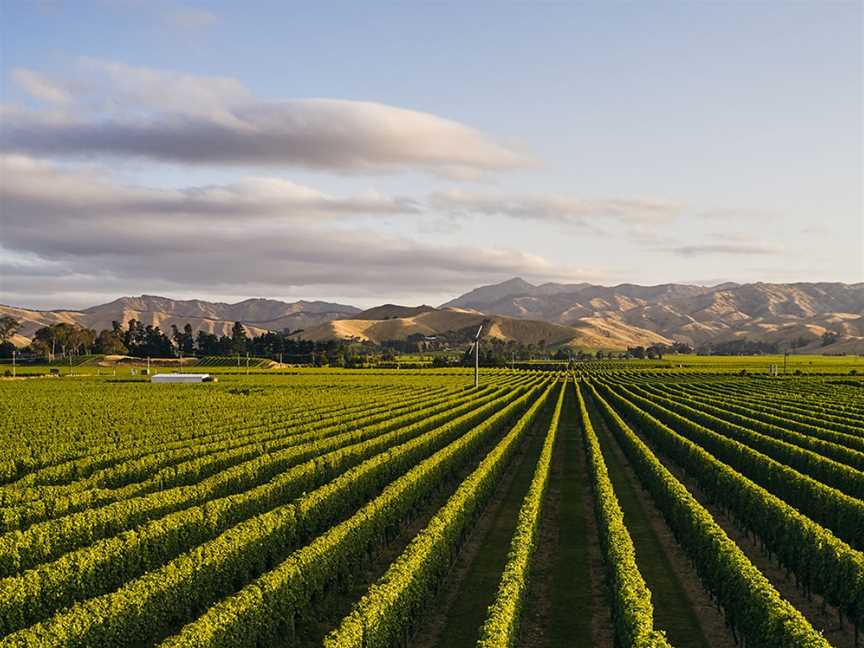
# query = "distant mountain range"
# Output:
<box><xmin>2</xmin><ymin>296</ymin><xmax>360</xmax><ymax>347</ymax></box>
<box><xmin>442</xmin><ymin>278</ymin><xmax>864</xmax><ymax>352</ymax></box>
<box><xmin>4</xmin><ymin>279</ymin><xmax>864</xmax><ymax>352</ymax></box>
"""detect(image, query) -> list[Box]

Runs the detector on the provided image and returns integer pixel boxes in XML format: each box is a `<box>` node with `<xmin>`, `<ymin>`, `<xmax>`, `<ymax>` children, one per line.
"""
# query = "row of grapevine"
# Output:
<box><xmin>322</xmin><ymin>381</ymin><xmax>558</xmax><ymax>648</ymax></box>
<box><xmin>0</xmin><ymin>380</ymin><xmax>525</xmax><ymax>573</ymax></box>
<box><xmin>157</xmin><ymin>381</ymin><xmax>554</xmax><ymax>648</ymax></box>
<box><xmin>585</xmin><ymin>382</ymin><xmax>832</xmax><ymax>648</ymax></box>
<box><xmin>594</xmin><ymin>381</ymin><xmax>864</xmax><ymax>634</ymax></box>
<box><xmin>645</xmin><ymin>382</ymin><xmax>864</xmax><ymax>459</ymax></box>
<box><xmin>0</xmin><ymin>380</ymin><xmax>422</xmax><ymax>482</ymax></box>
<box><xmin>0</xmin><ymin>381</ymin><xmax>539</xmax><ymax>636</ymax></box>
<box><xmin>475</xmin><ymin>380</ymin><xmax>566</xmax><ymax>648</ymax></box>
<box><xmin>0</xmin><ymin>382</ymin><xmax>444</xmax><ymax>499</ymax></box>
<box><xmin>599</xmin><ymin>379</ymin><xmax>864</xmax><ymax>548</ymax></box>
<box><xmin>1</xmin><ymin>383</ymin><xmax>459</xmax><ymax>507</ymax></box>
<box><xmin>626</xmin><ymin>381</ymin><xmax>864</xmax><ymax>495</ymax></box>
<box><xmin>575</xmin><ymin>382</ymin><xmax>671</xmax><ymax>648</ymax></box>
<box><xmin>678</xmin><ymin>381</ymin><xmax>864</xmax><ymax>435</ymax></box>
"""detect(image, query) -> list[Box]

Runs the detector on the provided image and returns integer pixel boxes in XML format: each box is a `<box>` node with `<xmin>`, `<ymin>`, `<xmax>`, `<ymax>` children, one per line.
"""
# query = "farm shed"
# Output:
<box><xmin>150</xmin><ymin>373</ymin><xmax>215</xmax><ymax>384</ymax></box>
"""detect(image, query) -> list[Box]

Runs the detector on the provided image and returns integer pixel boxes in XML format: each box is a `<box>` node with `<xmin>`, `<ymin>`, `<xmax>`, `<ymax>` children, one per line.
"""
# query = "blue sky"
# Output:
<box><xmin>1</xmin><ymin>1</ymin><xmax>861</xmax><ymax>309</ymax></box>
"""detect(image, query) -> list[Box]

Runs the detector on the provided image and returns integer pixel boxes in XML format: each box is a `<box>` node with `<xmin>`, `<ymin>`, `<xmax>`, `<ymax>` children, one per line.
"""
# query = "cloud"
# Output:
<box><xmin>429</xmin><ymin>189</ymin><xmax>683</xmax><ymax>225</ymax></box>
<box><xmin>2</xmin><ymin>60</ymin><xmax>527</xmax><ymax>177</ymax></box>
<box><xmin>1</xmin><ymin>155</ymin><xmax>419</xmax><ymax>219</ymax></box>
<box><xmin>10</xmin><ymin>69</ymin><xmax>72</xmax><ymax>105</ymax></box>
<box><xmin>669</xmin><ymin>243</ymin><xmax>783</xmax><ymax>257</ymax></box>
<box><xmin>0</xmin><ymin>156</ymin><xmax>583</xmax><ymax>308</ymax></box>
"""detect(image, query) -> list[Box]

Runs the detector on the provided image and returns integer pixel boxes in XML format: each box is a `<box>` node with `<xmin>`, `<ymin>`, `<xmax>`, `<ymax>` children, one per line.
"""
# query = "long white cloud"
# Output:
<box><xmin>2</xmin><ymin>59</ymin><xmax>526</xmax><ymax>178</ymax></box>
<box><xmin>429</xmin><ymin>189</ymin><xmax>683</xmax><ymax>225</ymax></box>
<box><xmin>670</xmin><ymin>243</ymin><xmax>783</xmax><ymax>257</ymax></box>
<box><xmin>0</xmin><ymin>156</ymin><xmax>593</xmax><ymax>307</ymax></box>
<box><xmin>1</xmin><ymin>155</ymin><xmax>418</xmax><ymax>218</ymax></box>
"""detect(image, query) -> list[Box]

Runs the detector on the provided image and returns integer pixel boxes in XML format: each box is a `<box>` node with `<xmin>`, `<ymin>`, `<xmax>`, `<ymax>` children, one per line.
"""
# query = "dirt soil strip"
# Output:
<box><xmin>412</xmin><ymin>396</ymin><xmax>556</xmax><ymax>648</ymax></box>
<box><xmin>519</xmin><ymin>385</ymin><xmax>605</xmax><ymax>648</ymax></box>
<box><xmin>291</xmin><ymin>408</ymin><xmax>521</xmax><ymax>648</ymax></box>
<box><xmin>586</xmin><ymin>394</ymin><xmax>735</xmax><ymax>648</ymax></box>
<box><xmin>634</xmin><ymin>424</ymin><xmax>859</xmax><ymax>648</ymax></box>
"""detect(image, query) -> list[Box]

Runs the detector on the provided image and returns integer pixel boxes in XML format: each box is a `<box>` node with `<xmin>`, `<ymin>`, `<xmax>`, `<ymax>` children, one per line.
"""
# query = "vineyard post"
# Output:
<box><xmin>246</xmin><ymin>352</ymin><xmax>250</xmax><ymax>375</ymax></box>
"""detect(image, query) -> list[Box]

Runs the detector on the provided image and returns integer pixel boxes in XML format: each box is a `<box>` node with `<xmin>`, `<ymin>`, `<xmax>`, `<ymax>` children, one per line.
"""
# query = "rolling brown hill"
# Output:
<box><xmin>5</xmin><ymin>279</ymin><xmax>863</xmax><ymax>352</ymax></box>
<box><xmin>442</xmin><ymin>278</ymin><xmax>864</xmax><ymax>353</ymax></box>
<box><xmin>2</xmin><ymin>295</ymin><xmax>360</xmax><ymax>346</ymax></box>
<box><xmin>290</xmin><ymin>307</ymin><xmax>670</xmax><ymax>349</ymax></box>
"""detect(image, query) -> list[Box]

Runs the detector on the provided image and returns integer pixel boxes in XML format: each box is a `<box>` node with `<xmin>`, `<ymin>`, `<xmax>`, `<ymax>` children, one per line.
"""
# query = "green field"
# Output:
<box><xmin>665</xmin><ymin>353</ymin><xmax>864</xmax><ymax>373</ymax></box>
<box><xmin>1</xmin><ymin>366</ymin><xmax>862</xmax><ymax>647</ymax></box>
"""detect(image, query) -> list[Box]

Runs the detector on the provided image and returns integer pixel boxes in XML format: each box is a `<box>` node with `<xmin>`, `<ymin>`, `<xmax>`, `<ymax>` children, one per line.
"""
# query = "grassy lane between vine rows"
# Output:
<box><xmin>518</xmin><ymin>384</ymin><xmax>597</xmax><ymax>648</ymax></box>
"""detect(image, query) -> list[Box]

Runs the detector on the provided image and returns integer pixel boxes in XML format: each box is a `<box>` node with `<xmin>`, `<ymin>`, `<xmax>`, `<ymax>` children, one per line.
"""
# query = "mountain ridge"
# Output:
<box><xmin>4</xmin><ymin>279</ymin><xmax>864</xmax><ymax>352</ymax></box>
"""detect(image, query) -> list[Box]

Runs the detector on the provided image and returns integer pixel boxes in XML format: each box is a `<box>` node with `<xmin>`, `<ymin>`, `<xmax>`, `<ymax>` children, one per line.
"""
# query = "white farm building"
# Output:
<box><xmin>150</xmin><ymin>373</ymin><xmax>215</xmax><ymax>384</ymax></box>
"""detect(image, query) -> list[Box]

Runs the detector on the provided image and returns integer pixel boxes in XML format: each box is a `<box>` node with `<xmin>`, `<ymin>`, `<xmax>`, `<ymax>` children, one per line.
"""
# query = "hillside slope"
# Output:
<box><xmin>6</xmin><ymin>279</ymin><xmax>864</xmax><ymax>352</ymax></box>
<box><xmin>2</xmin><ymin>296</ymin><xmax>360</xmax><ymax>345</ymax></box>
<box><xmin>443</xmin><ymin>278</ymin><xmax>864</xmax><ymax>353</ymax></box>
<box><xmin>292</xmin><ymin>307</ymin><xmax>670</xmax><ymax>349</ymax></box>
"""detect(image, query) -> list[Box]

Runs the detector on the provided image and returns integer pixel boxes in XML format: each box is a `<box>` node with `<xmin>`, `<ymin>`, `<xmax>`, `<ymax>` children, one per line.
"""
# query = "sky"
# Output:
<box><xmin>1</xmin><ymin>1</ymin><xmax>862</xmax><ymax>310</ymax></box>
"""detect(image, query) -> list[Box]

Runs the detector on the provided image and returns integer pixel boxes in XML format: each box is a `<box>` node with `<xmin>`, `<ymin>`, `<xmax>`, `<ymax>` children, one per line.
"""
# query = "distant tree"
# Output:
<box><xmin>231</xmin><ymin>321</ymin><xmax>248</xmax><ymax>354</ymax></box>
<box><xmin>0</xmin><ymin>341</ymin><xmax>16</xmax><ymax>358</ymax></box>
<box><xmin>671</xmin><ymin>341</ymin><xmax>693</xmax><ymax>354</ymax></box>
<box><xmin>790</xmin><ymin>335</ymin><xmax>811</xmax><ymax>350</ymax></box>
<box><xmin>821</xmin><ymin>331</ymin><xmax>839</xmax><ymax>347</ymax></box>
<box><xmin>120</xmin><ymin>320</ymin><xmax>173</xmax><ymax>357</ymax></box>
<box><xmin>0</xmin><ymin>316</ymin><xmax>20</xmax><ymax>343</ymax></box>
<box><xmin>171</xmin><ymin>323</ymin><xmax>195</xmax><ymax>355</ymax></box>
<box><xmin>196</xmin><ymin>331</ymin><xmax>220</xmax><ymax>355</ymax></box>
<box><xmin>182</xmin><ymin>323</ymin><xmax>195</xmax><ymax>353</ymax></box>
<box><xmin>95</xmin><ymin>329</ymin><xmax>127</xmax><ymax>355</ymax></box>
<box><xmin>628</xmin><ymin>346</ymin><xmax>646</xmax><ymax>359</ymax></box>
<box><xmin>646</xmin><ymin>344</ymin><xmax>665</xmax><ymax>359</ymax></box>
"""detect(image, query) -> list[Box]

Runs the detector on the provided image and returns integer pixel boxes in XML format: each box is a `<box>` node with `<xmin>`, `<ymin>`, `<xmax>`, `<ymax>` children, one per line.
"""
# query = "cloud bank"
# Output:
<box><xmin>430</xmin><ymin>189</ymin><xmax>683</xmax><ymax>226</ymax></box>
<box><xmin>3</xmin><ymin>60</ymin><xmax>526</xmax><ymax>178</ymax></box>
<box><xmin>0</xmin><ymin>156</ymin><xmax>591</xmax><ymax>308</ymax></box>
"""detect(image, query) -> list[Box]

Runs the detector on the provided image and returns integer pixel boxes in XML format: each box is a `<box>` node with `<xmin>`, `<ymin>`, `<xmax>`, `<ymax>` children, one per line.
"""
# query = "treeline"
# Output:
<box><xmin>624</xmin><ymin>342</ymin><xmax>694</xmax><ymax>359</ymax></box>
<box><xmin>3</xmin><ymin>319</ymin><xmax>345</xmax><ymax>364</ymax></box>
<box><xmin>3</xmin><ymin>318</ymin><xmax>579</xmax><ymax>367</ymax></box>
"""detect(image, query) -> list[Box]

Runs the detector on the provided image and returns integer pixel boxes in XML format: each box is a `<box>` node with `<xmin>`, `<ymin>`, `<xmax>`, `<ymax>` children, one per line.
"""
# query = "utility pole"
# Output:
<box><xmin>11</xmin><ymin>350</ymin><xmax>15</xmax><ymax>378</ymax></box>
<box><xmin>474</xmin><ymin>339</ymin><xmax>479</xmax><ymax>388</ymax></box>
<box><xmin>784</xmin><ymin>351</ymin><xmax>789</xmax><ymax>375</ymax></box>
<box><xmin>246</xmin><ymin>352</ymin><xmax>250</xmax><ymax>375</ymax></box>
<box><xmin>472</xmin><ymin>322</ymin><xmax>486</xmax><ymax>389</ymax></box>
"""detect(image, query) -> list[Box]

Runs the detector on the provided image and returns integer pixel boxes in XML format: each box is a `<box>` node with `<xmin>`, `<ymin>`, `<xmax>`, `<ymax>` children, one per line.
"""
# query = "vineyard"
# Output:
<box><xmin>0</xmin><ymin>367</ymin><xmax>862</xmax><ymax>648</ymax></box>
